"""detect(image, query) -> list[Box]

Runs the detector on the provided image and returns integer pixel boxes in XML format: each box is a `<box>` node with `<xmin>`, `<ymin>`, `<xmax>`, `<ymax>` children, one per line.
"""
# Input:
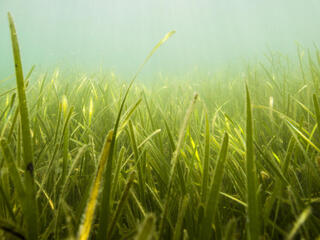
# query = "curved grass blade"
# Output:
<box><xmin>263</xmin><ymin>138</ymin><xmax>295</xmax><ymax>227</ymax></box>
<box><xmin>287</xmin><ymin>121</ymin><xmax>320</xmax><ymax>153</ymax></box>
<box><xmin>118</xmin><ymin>98</ymin><xmax>142</xmax><ymax>134</ymax></box>
<box><xmin>287</xmin><ymin>207</ymin><xmax>312</xmax><ymax>240</ymax></box>
<box><xmin>136</xmin><ymin>31</ymin><xmax>176</xmax><ymax>78</ymax></box>
<box><xmin>97</xmin><ymin>30</ymin><xmax>175</xmax><ymax>240</ymax></box>
<box><xmin>220</xmin><ymin>192</ymin><xmax>247</xmax><ymax>208</ymax></box>
<box><xmin>199</xmin><ymin>132</ymin><xmax>229</xmax><ymax>240</ymax></box>
<box><xmin>54</xmin><ymin>145</ymin><xmax>88</xmax><ymax>238</ymax></box>
<box><xmin>107</xmin><ymin>171</ymin><xmax>136</xmax><ymax>239</ymax></box>
<box><xmin>77</xmin><ymin>130</ymin><xmax>113</xmax><ymax>240</ymax></box>
<box><xmin>159</xmin><ymin>93</ymin><xmax>198</xmax><ymax>238</ymax></box>
<box><xmin>8</xmin><ymin>12</ymin><xmax>38</xmax><ymax>240</ymax></box>
<box><xmin>25</xmin><ymin>65</ymin><xmax>35</xmax><ymax>83</ymax></box>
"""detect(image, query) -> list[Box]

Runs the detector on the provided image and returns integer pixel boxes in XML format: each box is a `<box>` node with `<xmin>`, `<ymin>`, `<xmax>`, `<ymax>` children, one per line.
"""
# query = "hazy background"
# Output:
<box><xmin>1</xmin><ymin>0</ymin><xmax>320</xmax><ymax>81</ymax></box>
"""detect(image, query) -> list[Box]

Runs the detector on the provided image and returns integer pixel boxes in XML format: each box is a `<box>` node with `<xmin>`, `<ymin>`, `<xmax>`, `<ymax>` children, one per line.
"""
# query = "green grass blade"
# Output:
<box><xmin>199</xmin><ymin>132</ymin><xmax>229</xmax><ymax>240</ymax></box>
<box><xmin>201</xmin><ymin>110</ymin><xmax>210</xmax><ymax>203</ymax></box>
<box><xmin>245</xmin><ymin>84</ymin><xmax>261</xmax><ymax>240</ymax></box>
<box><xmin>287</xmin><ymin>121</ymin><xmax>320</xmax><ymax>153</ymax></box>
<box><xmin>173</xmin><ymin>195</ymin><xmax>189</xmax><ymax>240</ymax></box>
<box><xmin>163</xmin><ymin>117</ymin><xmax>176</xmax><ymax>151</ymax></box>
<box><xmin>118</xmin><ymin>98</ymin><xmax>142</xmax><ymax>134</ymax></box>
<box><xmin>159</xmin><ymin>93</ymin><xmax>198</xmax><ymax>238</ymax></box>
<box><xmin>0</xmin><ymin>138</ymin><xmax>25</xmax><ymax>210</ymax></box>
<box><xmin>61</xmin><ymin>107</ymin><xmax>73</xmax><ymax>185</ymax></box>
<box><xmin>107</xmin><ymin>171</ymin><xmax>136</xmax><ymax>238</ymax></box>
<box><xmin>143</xmin><ymin>92</ymin><xmax>164</xmax><ymax>152</ymax></box>
<box><xmin>0</xmin><ymin>184</ymin><xmax>15</xmax><ymax>222</ymax></box>
<box><xmin>313</xmin><ymin>94</ymin><xmax>320</xmax><ymax>137</ymax></box>
<box><xmin>97</xmin><ymin>31</ymin><xmax>175</xmax><ymax>240</ymax></box>
<box><xmin>54</xmin><ymin>145</ymin><xmax>88</xmax><ymax>238</ymax></box>
<box><xmin>8</xmin><ymin>12</ymin><xmax>38</xmax><ymax>240</ymax></box>
<box><xmin>77</xmin><ymin>130</ymin><xmax>113</xmax><ymax>240</ymax></box>
<box><xmin>25</xmin><ymin>65</ymin><xmax>35</xmax><ymax>83</ymax></box>
<box><xmin>111</xmin><ymin>146</ymin><xmax>126</xmax><ymax>199</ymax></box>
<box><xmin>128</xmin><ymin>120</ymin><xmax>145</xmax><ymax>205</ymax></box>
<box><xmin>135</xmin><ymin>31</ymin><xmax>176</xmax><ymax>80</ymax></box>
<box><xmin>297</xmin><ymin>44</ymin><xmax>306</xmax><ymax>84</ymax></box>
<box><xmin>263</xmin><ymin>138</ymin><xmax>295</xmax><ymax>226</ymax></box>
<box><xmin>287</xmin><ymin>207</ymin><xmax>312</xmax><ymax>240</ymax></box>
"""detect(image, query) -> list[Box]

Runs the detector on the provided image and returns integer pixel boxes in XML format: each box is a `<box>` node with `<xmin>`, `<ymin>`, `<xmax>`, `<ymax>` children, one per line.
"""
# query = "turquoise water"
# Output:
<box><xmin>1</xmin><ymin>0</ymin><xmax>320</xmax><ymax>80</ymax></box>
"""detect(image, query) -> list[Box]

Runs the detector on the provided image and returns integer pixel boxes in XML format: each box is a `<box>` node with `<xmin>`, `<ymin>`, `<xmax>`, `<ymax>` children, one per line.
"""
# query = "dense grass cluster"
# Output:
<box><xmin>1</xmin><ymin>13</ymin><xmax>320</xmax><ymax>240</ymax></box>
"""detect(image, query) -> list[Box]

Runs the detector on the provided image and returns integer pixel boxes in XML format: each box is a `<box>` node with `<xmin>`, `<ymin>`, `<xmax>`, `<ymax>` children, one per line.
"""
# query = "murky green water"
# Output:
<box><xmin>1</xmin><ymin>0</ymin><xmax>320</xmax><ymax>80</ymax></box>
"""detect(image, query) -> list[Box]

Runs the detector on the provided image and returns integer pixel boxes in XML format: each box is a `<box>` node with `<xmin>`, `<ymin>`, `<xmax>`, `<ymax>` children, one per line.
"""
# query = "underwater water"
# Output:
<box><xmin>1</xmin><ymin>0</ymin><xmax>320</xmax><ymax>79</ymax></box>
<box><xmin>1</xmin><ymin>1</ymin><xmax>320</xmax><ymax>239</ymax></box>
